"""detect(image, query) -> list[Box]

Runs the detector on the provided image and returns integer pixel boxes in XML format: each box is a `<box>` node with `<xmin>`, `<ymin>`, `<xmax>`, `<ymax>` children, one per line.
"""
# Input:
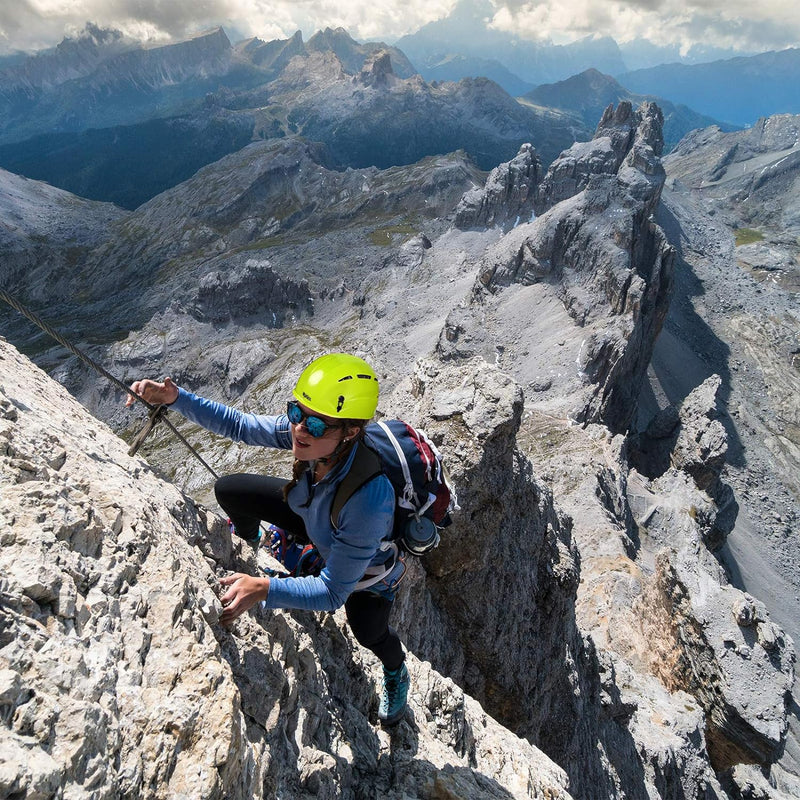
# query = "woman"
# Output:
<box><xmin>126</xmin><ymin>353</ymin><xmax>410</xmax><ymax>725</ymax></box>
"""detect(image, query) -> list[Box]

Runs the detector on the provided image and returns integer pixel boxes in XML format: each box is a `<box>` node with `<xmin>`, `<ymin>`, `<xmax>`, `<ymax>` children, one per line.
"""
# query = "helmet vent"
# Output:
<box><xmin>337</xmin><ymin>395</ymin><xmax>345</xmax><ymax>412</ymax></box>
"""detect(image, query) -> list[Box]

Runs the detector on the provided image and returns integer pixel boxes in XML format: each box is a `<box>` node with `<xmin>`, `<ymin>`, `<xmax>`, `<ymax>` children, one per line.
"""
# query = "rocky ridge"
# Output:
<box><xmin>0</xmin><ymin>24</ymin><xmax>581</xmax><ymax>211</ymax></box>
<box><xmin>444</xmin><ymin>101</ymin><xmax>673</xmax><ymax>434</ymax></box>
<box><xmin>1</xmin><ymin>100</ymin><xmax>797</xmax><ymax>798</ymax></box>
<box><xmin>649</xmin><ymin>116</ymin><xmax>800</xmax><ymax>794</ymax></box>
<box><xmin>430</xmin><ymin>102</ymin><xmax>795</xmax><ymax>794</ymax></box>
<box><xmin>0</xmin><ymin>338</ymin><xmax>572</xmax><ymax>799</ymax></box>
<box><xmin>454</xmin><ymin>143</ymin><xmax>541</xmax><ymax>230</ymax></box>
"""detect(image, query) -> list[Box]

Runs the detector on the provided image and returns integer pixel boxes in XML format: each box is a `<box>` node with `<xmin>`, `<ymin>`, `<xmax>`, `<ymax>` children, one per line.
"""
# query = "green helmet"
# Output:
<box><xmin>293</xmin><ymin>353</ymin><xmax>379</xmax><ymax>420</ymax></box>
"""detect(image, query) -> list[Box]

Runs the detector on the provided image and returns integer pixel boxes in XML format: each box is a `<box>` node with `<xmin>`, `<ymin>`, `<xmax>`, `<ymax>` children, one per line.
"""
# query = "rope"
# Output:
<box><xmin>0</xmin><ymin>287</ymin><xmax>219</xmax><ymax>480</ymax></box>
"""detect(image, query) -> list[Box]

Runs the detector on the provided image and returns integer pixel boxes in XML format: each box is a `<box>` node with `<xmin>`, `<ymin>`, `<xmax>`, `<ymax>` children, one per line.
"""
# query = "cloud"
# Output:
<box><xmin>490</xmin><ymin>0</ymin><xmax>800</xmax><ymax>52</ymax></box>
<box><xmin>0</xmin><ymin>0</ymin><xmax>797</xmax><ymax>55</ymax></box>
<box><xmin>0</xmin><ymin>0</ymin><xmax>457</xmax><ymax>54</ymax></box>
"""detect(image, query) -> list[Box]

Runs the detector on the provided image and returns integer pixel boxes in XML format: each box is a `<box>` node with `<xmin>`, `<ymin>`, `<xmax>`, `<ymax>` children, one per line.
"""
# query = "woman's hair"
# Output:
<box><xmin>282</xmin><ymin>418</ymin><xmax>369</xmax><ymax>502</ymax></box>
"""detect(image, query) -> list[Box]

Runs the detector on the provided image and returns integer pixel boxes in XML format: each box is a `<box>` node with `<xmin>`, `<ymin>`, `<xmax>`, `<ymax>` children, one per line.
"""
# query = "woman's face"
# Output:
<box><xmin>290</xmin><ymin>402</ymin><xmax>354</xmax><ymax>462</ymax></box>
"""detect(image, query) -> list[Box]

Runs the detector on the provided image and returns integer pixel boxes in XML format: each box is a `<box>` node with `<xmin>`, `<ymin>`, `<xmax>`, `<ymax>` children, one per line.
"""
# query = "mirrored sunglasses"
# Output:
<box><xmin>286</xmin><ymin>400</ymin><xmax>340</xmax><ymax>438</ymax></box>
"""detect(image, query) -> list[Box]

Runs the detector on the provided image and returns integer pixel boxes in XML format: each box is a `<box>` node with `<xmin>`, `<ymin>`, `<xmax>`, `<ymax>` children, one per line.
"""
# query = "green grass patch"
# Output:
<box><xmin>734</xmin><ymin>228</ymin><xmax>764</xmax><ymax>246</ymax></box>
<box><xmin>238</xmin><ymin>236</ymin><xmax>294</xmax><ymax>251</ymax></box>
<box><xmin>369</xmin><ymin>223</ymin><xmax>418</xmax><ymax>247</ymax></box>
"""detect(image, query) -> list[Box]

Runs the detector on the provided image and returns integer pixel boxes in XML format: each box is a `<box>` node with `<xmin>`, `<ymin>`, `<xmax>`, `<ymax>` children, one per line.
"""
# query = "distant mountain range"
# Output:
<box><xmin>525</xmin><ymin>69</ymin><xmax>739</xmax><ymax>152</ymax></box>
<box><xmin>619</xmin><ymin>48</ymin><xmax>800</xmax><ymax>127</ymax></box>
<box><xmin>0</xmin><ymin>26</ymin><xmax>584</xmax><ymax>209</ymax></box>
<box><xmin>394</xmin><ymin>0</ymin><xmax>762</xmax><ymax>90</ymax></box>
<box><xmin>0</xmin><ymin>26</ymin><xmax>247</xmax><ymax>145</ymax></box>
<box><xmin>1</xmin><ymin>11</ymin><xmax>795</xmax><ymax>212</ymax></box>
<box><xmin>0</xmin><ymin>24</ymin><xmax>415</xmax><ymax>146</ymax></box>
<box><xmin>396</xmin><ymin>0</ymin><xmax>626</xmax><ymax>88</ymax></box>
<box><xmin>393</xmin><ymin>0</ymin><xmax>798</xmax><ymax>127</ymax></box>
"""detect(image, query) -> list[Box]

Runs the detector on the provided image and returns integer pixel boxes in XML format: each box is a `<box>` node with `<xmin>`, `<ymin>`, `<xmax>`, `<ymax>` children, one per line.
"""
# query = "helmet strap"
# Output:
<box><xmin>318</xmin><ymin>438</ymin><xmax>350</xmax><ymax>465</ymax></box>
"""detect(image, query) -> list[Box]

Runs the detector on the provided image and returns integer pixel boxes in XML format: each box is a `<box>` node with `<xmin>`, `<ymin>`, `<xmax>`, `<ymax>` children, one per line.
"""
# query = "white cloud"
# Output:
<box><xmin>0</xmin><ymin>0</ymin><xmax>457</xmax><ymax>53</ymax></box>
<box><xmin>1</xmin><ymin>0</ymin><xmax>797</xmax><ymax>55</ymax></box>
<box><xmin>490</xmin><ymin>0</ymin><xmax>800</xmax><ymax>53</ymax></box>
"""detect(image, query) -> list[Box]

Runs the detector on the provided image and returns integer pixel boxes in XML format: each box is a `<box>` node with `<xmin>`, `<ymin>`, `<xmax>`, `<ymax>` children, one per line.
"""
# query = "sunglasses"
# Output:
<box><xmin>286</xmin><ymin>400</ymin><xmax>342</xmax><ymax>438</ymax></box>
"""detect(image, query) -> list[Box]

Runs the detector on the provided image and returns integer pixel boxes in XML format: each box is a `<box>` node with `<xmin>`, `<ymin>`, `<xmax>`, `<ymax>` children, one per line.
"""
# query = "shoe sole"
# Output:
<box><xmin>378</xmin><ymin>705</ymin><xmax>407</xmax><ymax>726</ymax></box>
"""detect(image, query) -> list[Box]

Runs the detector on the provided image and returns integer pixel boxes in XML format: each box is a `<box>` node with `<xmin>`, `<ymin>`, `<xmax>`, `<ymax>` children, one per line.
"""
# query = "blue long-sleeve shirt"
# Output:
<box><xmin>171</xmin><ymin>388</ymin><xmax>398</xmax><ymax>611</ymax></box>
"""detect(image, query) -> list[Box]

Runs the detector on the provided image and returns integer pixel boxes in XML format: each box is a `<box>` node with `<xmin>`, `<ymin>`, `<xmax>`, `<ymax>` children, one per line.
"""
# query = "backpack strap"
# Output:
<box><xmin>330</xmin><ymin>442</ymin><xmax>384</xmax><ymax>529</ymax></box>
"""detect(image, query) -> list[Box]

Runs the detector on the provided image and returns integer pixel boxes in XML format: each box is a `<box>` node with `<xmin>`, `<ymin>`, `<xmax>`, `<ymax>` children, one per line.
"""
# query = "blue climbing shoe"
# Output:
<box><xmin>379</xmin><ymin>662</ymin><xmax>409</xmax><ymax>725</ymax></box>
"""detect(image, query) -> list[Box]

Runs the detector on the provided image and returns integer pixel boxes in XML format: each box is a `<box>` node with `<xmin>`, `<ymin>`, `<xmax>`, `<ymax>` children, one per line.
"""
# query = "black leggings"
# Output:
<box><xmin>215</xmin><ymin>473</ymin><xmax>404</xmax><ymax>670</ymax></box>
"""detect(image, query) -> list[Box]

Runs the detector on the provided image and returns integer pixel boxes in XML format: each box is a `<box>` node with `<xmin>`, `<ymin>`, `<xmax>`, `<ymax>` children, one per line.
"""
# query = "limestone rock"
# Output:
<box><xmin>535</xmin><ymin>102</ymin><xmax>665</xmax><ymax>215</ymax></box>
<box><xmin>516</xmin><ymin>406</ymin><xmax>793</xmax><ymax>797</ymax></box>
<box><xmin>640</xmin><ymin>549</ymin><xmax>794</xmax><ymax>771</ymax></box>
<box><xmin>388</xmin><ymin>358</ymin><xmax>648</xmax><ymax>799</ymax></box>
<box><xmin>189</xmin><ymin>259</ymin><xmax>313</xmax><ymax>326</ymax></box>
<box><xmin>624</xmin><ymin>465</ymin><xmax>795</xmax><ymax>772</ymax></box>
<box><xmin>358</xmin><ymin>51</ymin><xmax>395</xmax><ymax>87</ymax></box>
<box><xmin>458</xmin><ymin>102</ymin><xmax>673</xmax><ymax>432</ymax></box>
<box><xmin>0</xmin><ymin>339</ymin><xmax>572</xmax><ymax>800</ymax></box>
<box><xmin>455</xmin><ymin>143</ymin><xmax>542</xmax><ymax>230</ymax></box>
<box><xmin>672</xmin><ymin>375</ymin><xmax>728</xmax><ymax>491</ymax></box>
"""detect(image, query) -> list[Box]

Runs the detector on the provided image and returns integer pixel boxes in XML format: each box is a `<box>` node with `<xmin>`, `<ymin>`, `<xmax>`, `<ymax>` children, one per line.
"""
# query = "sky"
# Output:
<box><xmin>1</xmin><ymin>0</ymin><xmax>799</xmax><ymax>57</ymax></box>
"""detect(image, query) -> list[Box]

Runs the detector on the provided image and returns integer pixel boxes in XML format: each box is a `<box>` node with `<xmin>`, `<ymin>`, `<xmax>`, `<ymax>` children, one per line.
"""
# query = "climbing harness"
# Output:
<box><xmin>0</xmin><ymin>287</ymin><xmax>219</xmax><ymax>478</ymax></box>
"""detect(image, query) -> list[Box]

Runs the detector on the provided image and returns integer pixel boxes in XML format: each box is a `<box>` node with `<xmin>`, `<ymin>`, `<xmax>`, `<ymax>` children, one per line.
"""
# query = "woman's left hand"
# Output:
<box><xmin>219</xmin><ymin>573</ymin><xmax>270</xmax><ymax>625</ymax></box>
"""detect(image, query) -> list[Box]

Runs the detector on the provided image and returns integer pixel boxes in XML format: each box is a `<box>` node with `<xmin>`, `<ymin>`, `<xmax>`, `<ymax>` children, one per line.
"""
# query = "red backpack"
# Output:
<box><xmin>331</xmin><ymin>419</ymin><xmax>458</xmax><ymax>556</ymax></box>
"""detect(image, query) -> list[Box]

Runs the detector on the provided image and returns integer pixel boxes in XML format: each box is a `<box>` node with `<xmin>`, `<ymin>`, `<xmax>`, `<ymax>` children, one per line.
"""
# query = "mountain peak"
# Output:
<box><xmin>57</xmin><ymin>21</ymin><xmax>127</xmax><ymax>51</ymax></box>
<box><xmin>359</xmin><ymin>51</ymin><xmax>395</xmax><ymax>86</ymax></box>
<box><xmin>307</xmin><ymin>27</ymin><xmax>358</xmax><ymax>49</ymax></box>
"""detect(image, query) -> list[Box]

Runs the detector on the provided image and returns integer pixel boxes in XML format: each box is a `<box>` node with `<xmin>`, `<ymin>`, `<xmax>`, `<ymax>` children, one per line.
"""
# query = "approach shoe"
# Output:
<box><xmin>378</xmin><ymin>662</ymin><xmax>409</xmax><ymax>725</ymax></box>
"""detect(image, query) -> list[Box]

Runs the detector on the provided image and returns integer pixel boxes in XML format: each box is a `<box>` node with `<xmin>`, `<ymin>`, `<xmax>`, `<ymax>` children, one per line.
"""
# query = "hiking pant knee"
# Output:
<box><xmin>214</xmin><ymin>473</ymin><xmax>306</xmax><ymax>541</ymax></box>
<box><xmin>345</xmin><ymin>591</ymin><xmax>404</xmax><ymax>671</ymax></box>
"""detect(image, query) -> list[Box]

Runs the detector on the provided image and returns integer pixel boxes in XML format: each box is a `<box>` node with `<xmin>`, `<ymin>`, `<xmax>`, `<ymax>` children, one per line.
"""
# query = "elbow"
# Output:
<box><xmin>323</xmin><ymin>592</ymin><xmax>348</xmax><ymax>613</ymax></box>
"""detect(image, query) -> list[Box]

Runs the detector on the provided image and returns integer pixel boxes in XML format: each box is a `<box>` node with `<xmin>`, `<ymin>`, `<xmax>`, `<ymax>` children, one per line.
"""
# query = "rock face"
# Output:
<box><xmin>387</xmin><ymin>359</ymin><xmax>583</xmax><ymax>741</ymax></box>
<box><xmin>455</xmin><ymin>143</ymin><xmax>542</xmax><ymax>230</ymax></box>
<box><xmin>3</xmin><ymin>95</ymin><xmax>798</xmax><ymax>799</ymax></box>
<box><xmin>189</xmin><ymin>260</ymin><xmax>313</xmax><ymax>326</ymax></box>
<box><xmin>631</xmin><ymin>375</ymin><xmax>738</xmax><ymax>551</ymax></box>
<box><xmin>625</xmin><ymin>420</ymin><xmax>794</xmax><ymax>774</ymax></box>
<box><xmin>0</xmin><ymin>339</ymin><xmax>572</xmax><ymax>800</ymax></box>
<box><xmin>0</xmin><ymin>27</ymin><xmax>236</xmax><ymax>144</ymax></box>
<box><xmin>0</xmin><ymin>168</ymin><xmax>124</xmax><ymax>300</ymax></box>
<box><xmin>442</xmin><ymin>101</ymin><xmax>673</xmax><ymax>434</ymax></box>
<box><xmin>535</xmin><ymin>101</ymin><xmax>664</xmax><ymax>215</ymax></box>
<box><xmin>670</xmin><ymin>376</ymin><xmax>729</xmax><ymax>492</ymax></box>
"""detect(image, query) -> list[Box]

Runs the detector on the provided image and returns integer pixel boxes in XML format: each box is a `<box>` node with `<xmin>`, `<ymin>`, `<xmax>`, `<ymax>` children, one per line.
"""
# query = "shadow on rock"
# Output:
<box><xmin>648</xmin><ymin>200</ymin><xmax>744</xmax><ymax>469</ymax></box>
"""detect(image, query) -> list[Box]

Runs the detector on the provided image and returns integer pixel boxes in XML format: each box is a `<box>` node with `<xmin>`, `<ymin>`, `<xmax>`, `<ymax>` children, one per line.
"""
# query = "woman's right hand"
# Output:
<box><xmin>125</xmin><ymin>377</ymin><xmax>179</xmax><ymax>408</ymax></box>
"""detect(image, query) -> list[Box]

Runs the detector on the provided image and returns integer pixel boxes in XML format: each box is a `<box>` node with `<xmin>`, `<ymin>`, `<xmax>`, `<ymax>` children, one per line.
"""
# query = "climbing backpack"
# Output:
<box><xmin>266</xmin><ymin>524</ymin><xmax>325</xmax><ymax>578</ymax></box>
<box><xmin>330</xmin><ymin>419</ymin><xmax>458</xmax><ymax>557</ymax></box>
